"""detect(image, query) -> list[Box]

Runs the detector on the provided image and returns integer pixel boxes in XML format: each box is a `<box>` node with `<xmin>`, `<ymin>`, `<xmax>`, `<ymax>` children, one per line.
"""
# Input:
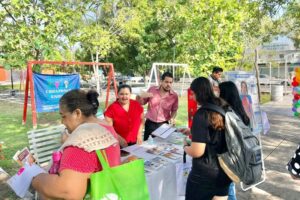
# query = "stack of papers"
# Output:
<box><xmin>152</xmin><ymin>124</ymin><xmax>177</xmax><ymax>139</ymax></box>
<box><xmin>144</xmin><ymin>157</ymin><xmax>169</xmax><ymax>174</ymax></box>
<box><xmin>146</xmin><ymin>143</ymin><xmax>182</xmax><ymax>160</ymax></box>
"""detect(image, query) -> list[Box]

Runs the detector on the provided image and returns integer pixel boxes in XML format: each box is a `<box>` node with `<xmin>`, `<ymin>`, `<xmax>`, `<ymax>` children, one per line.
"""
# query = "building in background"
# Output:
<box><xmin>257</xmin><ymin>36</ymin><xmax>300</xmax><ymax>79</ymax></box>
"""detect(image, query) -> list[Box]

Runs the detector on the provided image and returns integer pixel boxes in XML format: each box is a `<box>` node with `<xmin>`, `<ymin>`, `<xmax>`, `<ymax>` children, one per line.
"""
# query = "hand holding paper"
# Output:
<box><xmin>7</xmin><ymin>163</ymin><xmax>46</xmax><ymax>198</ymax></box>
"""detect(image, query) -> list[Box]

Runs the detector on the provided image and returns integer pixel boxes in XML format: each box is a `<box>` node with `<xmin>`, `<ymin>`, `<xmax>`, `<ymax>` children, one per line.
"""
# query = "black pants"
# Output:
<box><xmin>143</xmin><ymin>119</ymin><xmax>169</xmax><ymax>140</ymax></box>
<box><xmin>185</xmin><ymin>171</ymin><xmax>229</xmax><ymax>200</ymax></box>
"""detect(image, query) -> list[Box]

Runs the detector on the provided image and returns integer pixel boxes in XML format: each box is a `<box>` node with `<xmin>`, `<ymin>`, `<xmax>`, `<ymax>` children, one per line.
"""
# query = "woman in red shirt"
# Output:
<box><xmin>105</xmin><ymin>84</ymin><xmax>144</xmax><ymax>147</ymax></box>
<box><xmin>31</xmin><ymin>89</ymin><xmax>121</xmax><ymax>200</ymax></box>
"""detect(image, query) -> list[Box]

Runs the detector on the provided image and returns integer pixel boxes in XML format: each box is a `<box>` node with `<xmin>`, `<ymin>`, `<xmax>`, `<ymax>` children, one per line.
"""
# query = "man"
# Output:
<box><xmin>137</xmin><ymin>71</ymin><xmax>178</xmax><ymax>140</ymax></box>
<box><xmin>208</xmin><ymin>66</ymin><xmax>223</xmax><ymax>96</ymax></box>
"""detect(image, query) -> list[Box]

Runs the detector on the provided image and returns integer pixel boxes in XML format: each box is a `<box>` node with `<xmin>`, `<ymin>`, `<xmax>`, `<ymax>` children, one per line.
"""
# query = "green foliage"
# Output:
<box><xmin>176</xmin><ymin>0</ymin><xmax>245</xmax><ymax>76</ymax></box>
<box><xmin>0</xmin><ymin>0</ymin><xmax>296</xmax><ymax>77</ymax></box>
<box><xmin>282</xmin><ymin>1</ymin><xmax>300</xmax><ymax>47</ymax></box>
<box><xmin>0</xmin><ymin>0</ymin><xmax>81</xmax><ymax>69</ymax></box>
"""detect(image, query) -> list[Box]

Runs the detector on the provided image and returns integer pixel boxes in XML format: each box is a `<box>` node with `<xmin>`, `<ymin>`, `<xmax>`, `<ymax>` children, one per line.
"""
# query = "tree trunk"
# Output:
<box><xmin>10</xmin><ymin>68</ymin><xmax>14</xmax><ymax>90</ymax></box>
<box><xmin>254</xmin><ymin>48</ymin><xmax>261</xmax><ymax>103</ymax></box>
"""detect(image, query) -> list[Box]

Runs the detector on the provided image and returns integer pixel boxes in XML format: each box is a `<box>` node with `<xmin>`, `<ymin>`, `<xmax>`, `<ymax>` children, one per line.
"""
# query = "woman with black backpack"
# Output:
<box><xmin>219</xmin><ymin>81</ymin><xmax>251</xmax><ymax>200</ymax></box>
<box><xmin>183</xmin><ymin>77</ymin><xmax>232</xmax><ymax>200</ymax></box>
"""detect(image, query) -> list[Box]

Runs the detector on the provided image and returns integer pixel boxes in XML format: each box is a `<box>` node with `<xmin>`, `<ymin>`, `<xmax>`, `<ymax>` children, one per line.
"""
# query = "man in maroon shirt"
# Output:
<box><xmin>137</xmin><ymin>72</ymin><xmax>178</xmax><ymax>140</ymax></box>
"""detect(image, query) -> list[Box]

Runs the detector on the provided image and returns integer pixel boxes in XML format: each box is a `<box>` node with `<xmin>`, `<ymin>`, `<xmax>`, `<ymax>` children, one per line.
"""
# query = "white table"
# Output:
<box><xmin>123</xmin><ymin>133</ymin><xmax>188</xmax><ymax>200</ymax></box>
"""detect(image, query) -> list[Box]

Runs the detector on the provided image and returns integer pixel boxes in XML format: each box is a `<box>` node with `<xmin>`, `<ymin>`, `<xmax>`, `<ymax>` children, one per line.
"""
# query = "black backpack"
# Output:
<box><xmin>202</xmin><ymin>103</ymin><xmax>263</xmax><ymax>185</ymax></box>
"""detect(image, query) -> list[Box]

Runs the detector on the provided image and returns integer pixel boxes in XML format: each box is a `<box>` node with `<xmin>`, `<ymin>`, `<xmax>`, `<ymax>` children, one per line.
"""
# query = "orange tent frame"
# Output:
<box><xmin>22</xmin><ymin>60</ymin><xmax>118</xmax><ymax>128</ymax></box>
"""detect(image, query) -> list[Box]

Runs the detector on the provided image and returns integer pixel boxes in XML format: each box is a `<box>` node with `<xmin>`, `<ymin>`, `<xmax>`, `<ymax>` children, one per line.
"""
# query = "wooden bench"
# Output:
<box><xmin>27</xmin><ymin>125</ymin><xmax>65</xmax><ymax>167</ymax></box>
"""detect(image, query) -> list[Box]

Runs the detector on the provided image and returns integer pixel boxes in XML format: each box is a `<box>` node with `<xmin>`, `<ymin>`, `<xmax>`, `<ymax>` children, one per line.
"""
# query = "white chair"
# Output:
<box><xmin>27</xmin><ymin>125</ymin><xmax>65</xmax><ymax>167</ymax></box>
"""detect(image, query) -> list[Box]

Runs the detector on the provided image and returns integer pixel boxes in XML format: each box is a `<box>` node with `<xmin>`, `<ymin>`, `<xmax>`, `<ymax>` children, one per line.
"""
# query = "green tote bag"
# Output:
<box><xmin>89</xmin><ymin>150</ymin><xmax>150</xmax><ymax>200</ymax></box>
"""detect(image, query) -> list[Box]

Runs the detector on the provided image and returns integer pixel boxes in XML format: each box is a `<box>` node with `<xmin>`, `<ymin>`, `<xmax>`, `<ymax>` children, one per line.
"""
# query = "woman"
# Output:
<box><xmin>219</xmin><ymin>81</ymin><xmax>251</xmax><ymax>200</ymax></box>
<box><xmin>105</xmin><ymin>84</ymin><xmax>144</xmax><ymax>147</ymax></box>
<box><xmin>184</xmin><ymin>77</ymin><xmax>231</xmax><ymax>200</ymax></box>
<box><xmin>31</xmin><ymin>89</ymin><xmax>121</xmax><ymax>199</ymax></box>
<box><xmin>220</xmin><ymin>81</ymin><xmax>250</xmax><ymax>126</ymax></box>
<box><xmin>287</xmin><ymin>144</ymin><xmax>300</xmax><ymax>180</ymax></box>
<box><xmin>240</xmin><ymin>81</ymin><xmax>255</xmax><ymax>129</ymax></box>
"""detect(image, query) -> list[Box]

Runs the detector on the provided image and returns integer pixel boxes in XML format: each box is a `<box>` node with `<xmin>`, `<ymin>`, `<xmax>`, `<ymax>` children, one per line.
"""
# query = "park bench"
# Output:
<box><xmin>27</xmin><ymin>125</ymin><xmax>65</xmax><ymax>167</ymax></box>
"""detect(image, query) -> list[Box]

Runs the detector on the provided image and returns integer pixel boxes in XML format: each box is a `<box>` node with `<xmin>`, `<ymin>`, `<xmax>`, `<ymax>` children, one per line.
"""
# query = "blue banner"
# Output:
<box><xmin>33</xmin><ymin>73</ymin><xmax>80</xmax><ymax>113</ymax></box>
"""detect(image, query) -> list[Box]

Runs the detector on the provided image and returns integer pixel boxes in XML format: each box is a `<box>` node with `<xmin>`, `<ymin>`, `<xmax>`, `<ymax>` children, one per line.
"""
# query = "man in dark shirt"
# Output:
<box><xmin>208</xmin><ymin>67</ymin><xmax>223</xmax><ymax>96</ymax></box>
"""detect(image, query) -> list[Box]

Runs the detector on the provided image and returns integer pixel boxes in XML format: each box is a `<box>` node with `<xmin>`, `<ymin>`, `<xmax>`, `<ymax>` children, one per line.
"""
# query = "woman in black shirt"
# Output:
<box><xmin>219</xmin><ymin>81</ymin><xmax>251</xmax><ymax>200</ymax></box>
<box><xmin>184</xmin><ymin>77</ymin><xmax>231</xmax><ymax>200</ymax></box>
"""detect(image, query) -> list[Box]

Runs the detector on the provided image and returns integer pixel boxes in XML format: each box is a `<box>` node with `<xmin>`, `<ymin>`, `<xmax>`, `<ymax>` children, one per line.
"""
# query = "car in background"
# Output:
<box><xmin>259</xmin><ymin>74</ymin><xmax>290</xmax><ymax>86</ymax></box>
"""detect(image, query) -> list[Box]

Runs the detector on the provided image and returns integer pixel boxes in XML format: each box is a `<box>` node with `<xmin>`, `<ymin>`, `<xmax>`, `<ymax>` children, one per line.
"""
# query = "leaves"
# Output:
<box><xmin>0</xmin><ymin>0</ymin><xmax>296</xmax><ymax>76</ymax></box>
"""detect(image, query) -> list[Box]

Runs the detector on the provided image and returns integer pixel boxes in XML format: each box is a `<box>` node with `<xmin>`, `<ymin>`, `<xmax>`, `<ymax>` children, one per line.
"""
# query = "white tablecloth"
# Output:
<box><xmin>146</xmin><ymin>162</ymin><xmax>179</xmax><ymax>200</ymax></box>
<box><xmin>123</xmin><ymin>133</ymin><xmax>188</xmax><ymax>200</ymax></box>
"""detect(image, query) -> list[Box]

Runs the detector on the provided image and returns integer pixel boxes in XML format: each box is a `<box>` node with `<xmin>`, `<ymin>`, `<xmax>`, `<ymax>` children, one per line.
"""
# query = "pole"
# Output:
<box><xmin>284</xmin><ymin>56</ymin><xmax>287</xmax><ymax>94</ymax></box>
<box><xmin>172</xmin><ymin>38</ymin><xmax>176</xmax><ymax>63</ymax></box>
<box><xmin>254</xmin><ymin>48</ymin><xmax>261</xmax><ymax>103</ymax></box>
<box><xmin>269</xmin><ymin>62</ymin><xmax>271</xmax><ymax>94</ymax></box>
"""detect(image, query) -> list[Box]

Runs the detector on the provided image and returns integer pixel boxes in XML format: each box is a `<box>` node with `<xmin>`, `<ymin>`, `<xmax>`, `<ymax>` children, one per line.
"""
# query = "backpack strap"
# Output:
<box><xmin>201</xmin><ymin>103</ymin><xmax>226</xmax><ymax>116</ymax></box>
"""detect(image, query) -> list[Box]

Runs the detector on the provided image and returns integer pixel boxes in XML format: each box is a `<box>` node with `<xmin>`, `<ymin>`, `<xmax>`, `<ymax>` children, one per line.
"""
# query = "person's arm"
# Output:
<box><xmin>32</xmin><ymin>169</ymin><xmax>90</xmax><ymax>199</ymax></box>
<box><xmin>105</xmin><ymin>116</ymin><xmax>128</xmax><ymax>147</ymax></box>
<box><xmin>136</xmin><ymin>113</ymin><xmax>145</xmax><ymax>145</ymax></box>
<box><xmin>184</xmin><ymin>110</ymin><xmax>208</xmax><ymax>158</ymax></box>
<box><xmin>105</xmin><ymin>116</ymin><xmax>113</xmax><ymax>126</ymax></box>
<box><xmin>177</xmin><ymin>128</ymin><xmax>191</xmax><ymax>136</ymax></box>
<box><xmin>136</xmin><ymin>90</ymin><xmax>153</xmax><ymax>105</ymax></box>
<box><xmin>169</xmin><ymin>111</ymin><xmax>177</xmax><ymax>125</ymax></box>
<box><xmin>184</xmin><ymin>142</ymin><xmax>206</xmax><ymax>158</ymax></box>
<box><xmin>169</xmin><ymin>95</ymin><xmax>179</xmax><ymax>125</ymax></box>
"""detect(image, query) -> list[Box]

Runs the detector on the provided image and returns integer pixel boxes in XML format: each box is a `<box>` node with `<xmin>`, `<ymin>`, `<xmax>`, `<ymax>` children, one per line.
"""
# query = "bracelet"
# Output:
<box><xmin>183</xmin><ymin>144</ymin><xmax>189</xmax><ymax>149</ymax></box>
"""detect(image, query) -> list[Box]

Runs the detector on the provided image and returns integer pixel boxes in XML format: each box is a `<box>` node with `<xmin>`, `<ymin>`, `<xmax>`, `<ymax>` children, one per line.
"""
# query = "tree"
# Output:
<box><xmin>0</xmin><ymin>0</ymin><xmax>82</xmax><ymax>69</ymax></box>
<box><xmin>282</xmin><ymin>1</ymin><xmax>300</xmax><ymax>47</ymax></box>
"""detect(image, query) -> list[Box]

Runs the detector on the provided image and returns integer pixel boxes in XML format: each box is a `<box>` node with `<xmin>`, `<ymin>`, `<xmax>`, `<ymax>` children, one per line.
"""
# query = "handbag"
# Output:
<box><xmin>89</xmin><ymin>150</ymin><xmax>150</xmax><ymax>200</ymax></box>
<box><xmin>175</xmin><ymin>152</ymin><xmax>191</xmax><ymax>196</ymax></box>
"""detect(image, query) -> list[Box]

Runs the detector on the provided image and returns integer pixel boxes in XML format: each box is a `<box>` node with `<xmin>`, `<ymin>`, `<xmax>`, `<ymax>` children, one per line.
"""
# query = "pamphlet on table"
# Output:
<box><xmin>151</xmin><ymin>124</ymin><xmax>177</xmax><ymax>139</ymax></box>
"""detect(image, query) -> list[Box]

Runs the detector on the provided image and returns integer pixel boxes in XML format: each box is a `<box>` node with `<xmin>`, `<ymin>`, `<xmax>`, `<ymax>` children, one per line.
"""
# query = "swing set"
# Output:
<box><xmin>22</xmin><ymin>60</ymin><xmax>118</xmax><ymax>128</ymax></box>
<box><xmin>147</xmin><ymin>62</ymin><xmax>192</xmax><ymax>96</ymax></box>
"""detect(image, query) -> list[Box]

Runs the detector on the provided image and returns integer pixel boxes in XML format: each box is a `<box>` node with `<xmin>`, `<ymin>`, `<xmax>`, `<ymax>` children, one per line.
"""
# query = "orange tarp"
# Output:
<box><xmin>0</xmin><ymin>67</ymin><xmax>7</xmax><ymax>81</ymax></box>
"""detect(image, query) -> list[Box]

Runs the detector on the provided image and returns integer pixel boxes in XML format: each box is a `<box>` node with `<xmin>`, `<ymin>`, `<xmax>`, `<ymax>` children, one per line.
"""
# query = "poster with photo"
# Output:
<box><xmin>224</xmin><ymin>71</ymin><xmax>263</xmax><ymax>133</ymax></box>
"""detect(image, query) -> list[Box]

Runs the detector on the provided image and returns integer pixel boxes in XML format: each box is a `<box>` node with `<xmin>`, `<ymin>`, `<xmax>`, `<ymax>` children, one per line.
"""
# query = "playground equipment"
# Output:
<box><xmin>22</xmin><ymin>60</ymin><xmax>118</xmax><ymax>128</ymax></box>
<box><xmin>292</xmin><ymin>67</ymin><xmax>300</xmax><ymax>117</ymax></box>
<box><xmin>147</xmin><ymin>63</ymin><xmax>192</xmax><ymax>96</ymax></box>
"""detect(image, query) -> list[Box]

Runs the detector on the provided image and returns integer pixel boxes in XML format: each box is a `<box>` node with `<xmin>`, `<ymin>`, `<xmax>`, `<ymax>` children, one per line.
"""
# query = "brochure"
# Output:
<box><xmin>7</xmin><ymin>163</ymin><xmax>46</xmax><ymax>198</ymax></box>
<box><xmin>12</xmin><ymin>147</ymin><xmax>31</xmax><ymax>166</ymax></box>
<box><xmin>144</xmin><ymin>159</ymin><xmax>163</xmax><ymax>171</ymax></box>
<box><xmin>152</xmin><ymin>124</ymin><xmax>177</xmax><ymax>139</ymax></box>
<box><xmin>166</xmin><ymin>132</ymin><xmax>185</xmax><ymax>145</ymax></box>
<box><xmin>151</xmin><ymin>157</ymin><xmax>169</xmax><ymax>166</ymax></box>
<box><xmin>144</xmin><ymin>156</ymin><xmax>171</xmax><ymax>173</ymax></box>
<box><xmin>146</xmin><ymin>146</ymin><xmax>182</xmax><ymax>160</ymax></box>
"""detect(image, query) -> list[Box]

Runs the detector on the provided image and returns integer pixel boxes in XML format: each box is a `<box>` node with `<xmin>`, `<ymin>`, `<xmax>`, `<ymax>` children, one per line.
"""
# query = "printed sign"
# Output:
<box><xmin>224</xmin><ymin>71</ymin><xmax>263</xmax><ymax>133</ymax></box>
<box><xmin>33</xmin><ymin>73</ymin><xmax>80</xmax><ymax>113</ymax></box>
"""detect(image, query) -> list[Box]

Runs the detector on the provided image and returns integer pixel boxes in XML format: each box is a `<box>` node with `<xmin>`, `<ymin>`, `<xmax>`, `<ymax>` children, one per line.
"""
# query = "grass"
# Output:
<box><xmin>176</xmin><ymin>95</ymin><xmax>188</xmax><ymax>127</ymax></box>
<box><xmin>0</xmin><ymin>84</ymin><xmax>13</xmax><ymax>91</ymax></box>
<box><xmin>261</xmin><ymin>93</ymin><xmax>271</xmax><ymax>104</ymax></box>
<box><xmin>0</xmin><ymin>100</ymin><xmax>60</xmax><ymax>199</ymax></box>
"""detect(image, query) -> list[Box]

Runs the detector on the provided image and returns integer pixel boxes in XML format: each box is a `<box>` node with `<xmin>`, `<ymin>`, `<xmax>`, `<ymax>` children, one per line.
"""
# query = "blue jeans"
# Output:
<box><xmin>228</xmin><ymin>183</ymin><xmax>237</xmax><ymax>200</ymax></box>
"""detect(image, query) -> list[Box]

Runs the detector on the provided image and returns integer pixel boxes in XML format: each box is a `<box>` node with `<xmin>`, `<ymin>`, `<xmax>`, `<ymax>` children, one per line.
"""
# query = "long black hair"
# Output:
<box><xmin>219</xmin><ymin>81</ymin><xmax>250</xmax><ymax>126</ymax></box>
<box><xmin>190</xmin><ymin>77</ymin><xmax>226</xmax><ymax>130</ymax></box>
<box><xmin>190</xmin><ymin>77</ymin><xmax>222</xmax><ymax>106</ymax></box>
